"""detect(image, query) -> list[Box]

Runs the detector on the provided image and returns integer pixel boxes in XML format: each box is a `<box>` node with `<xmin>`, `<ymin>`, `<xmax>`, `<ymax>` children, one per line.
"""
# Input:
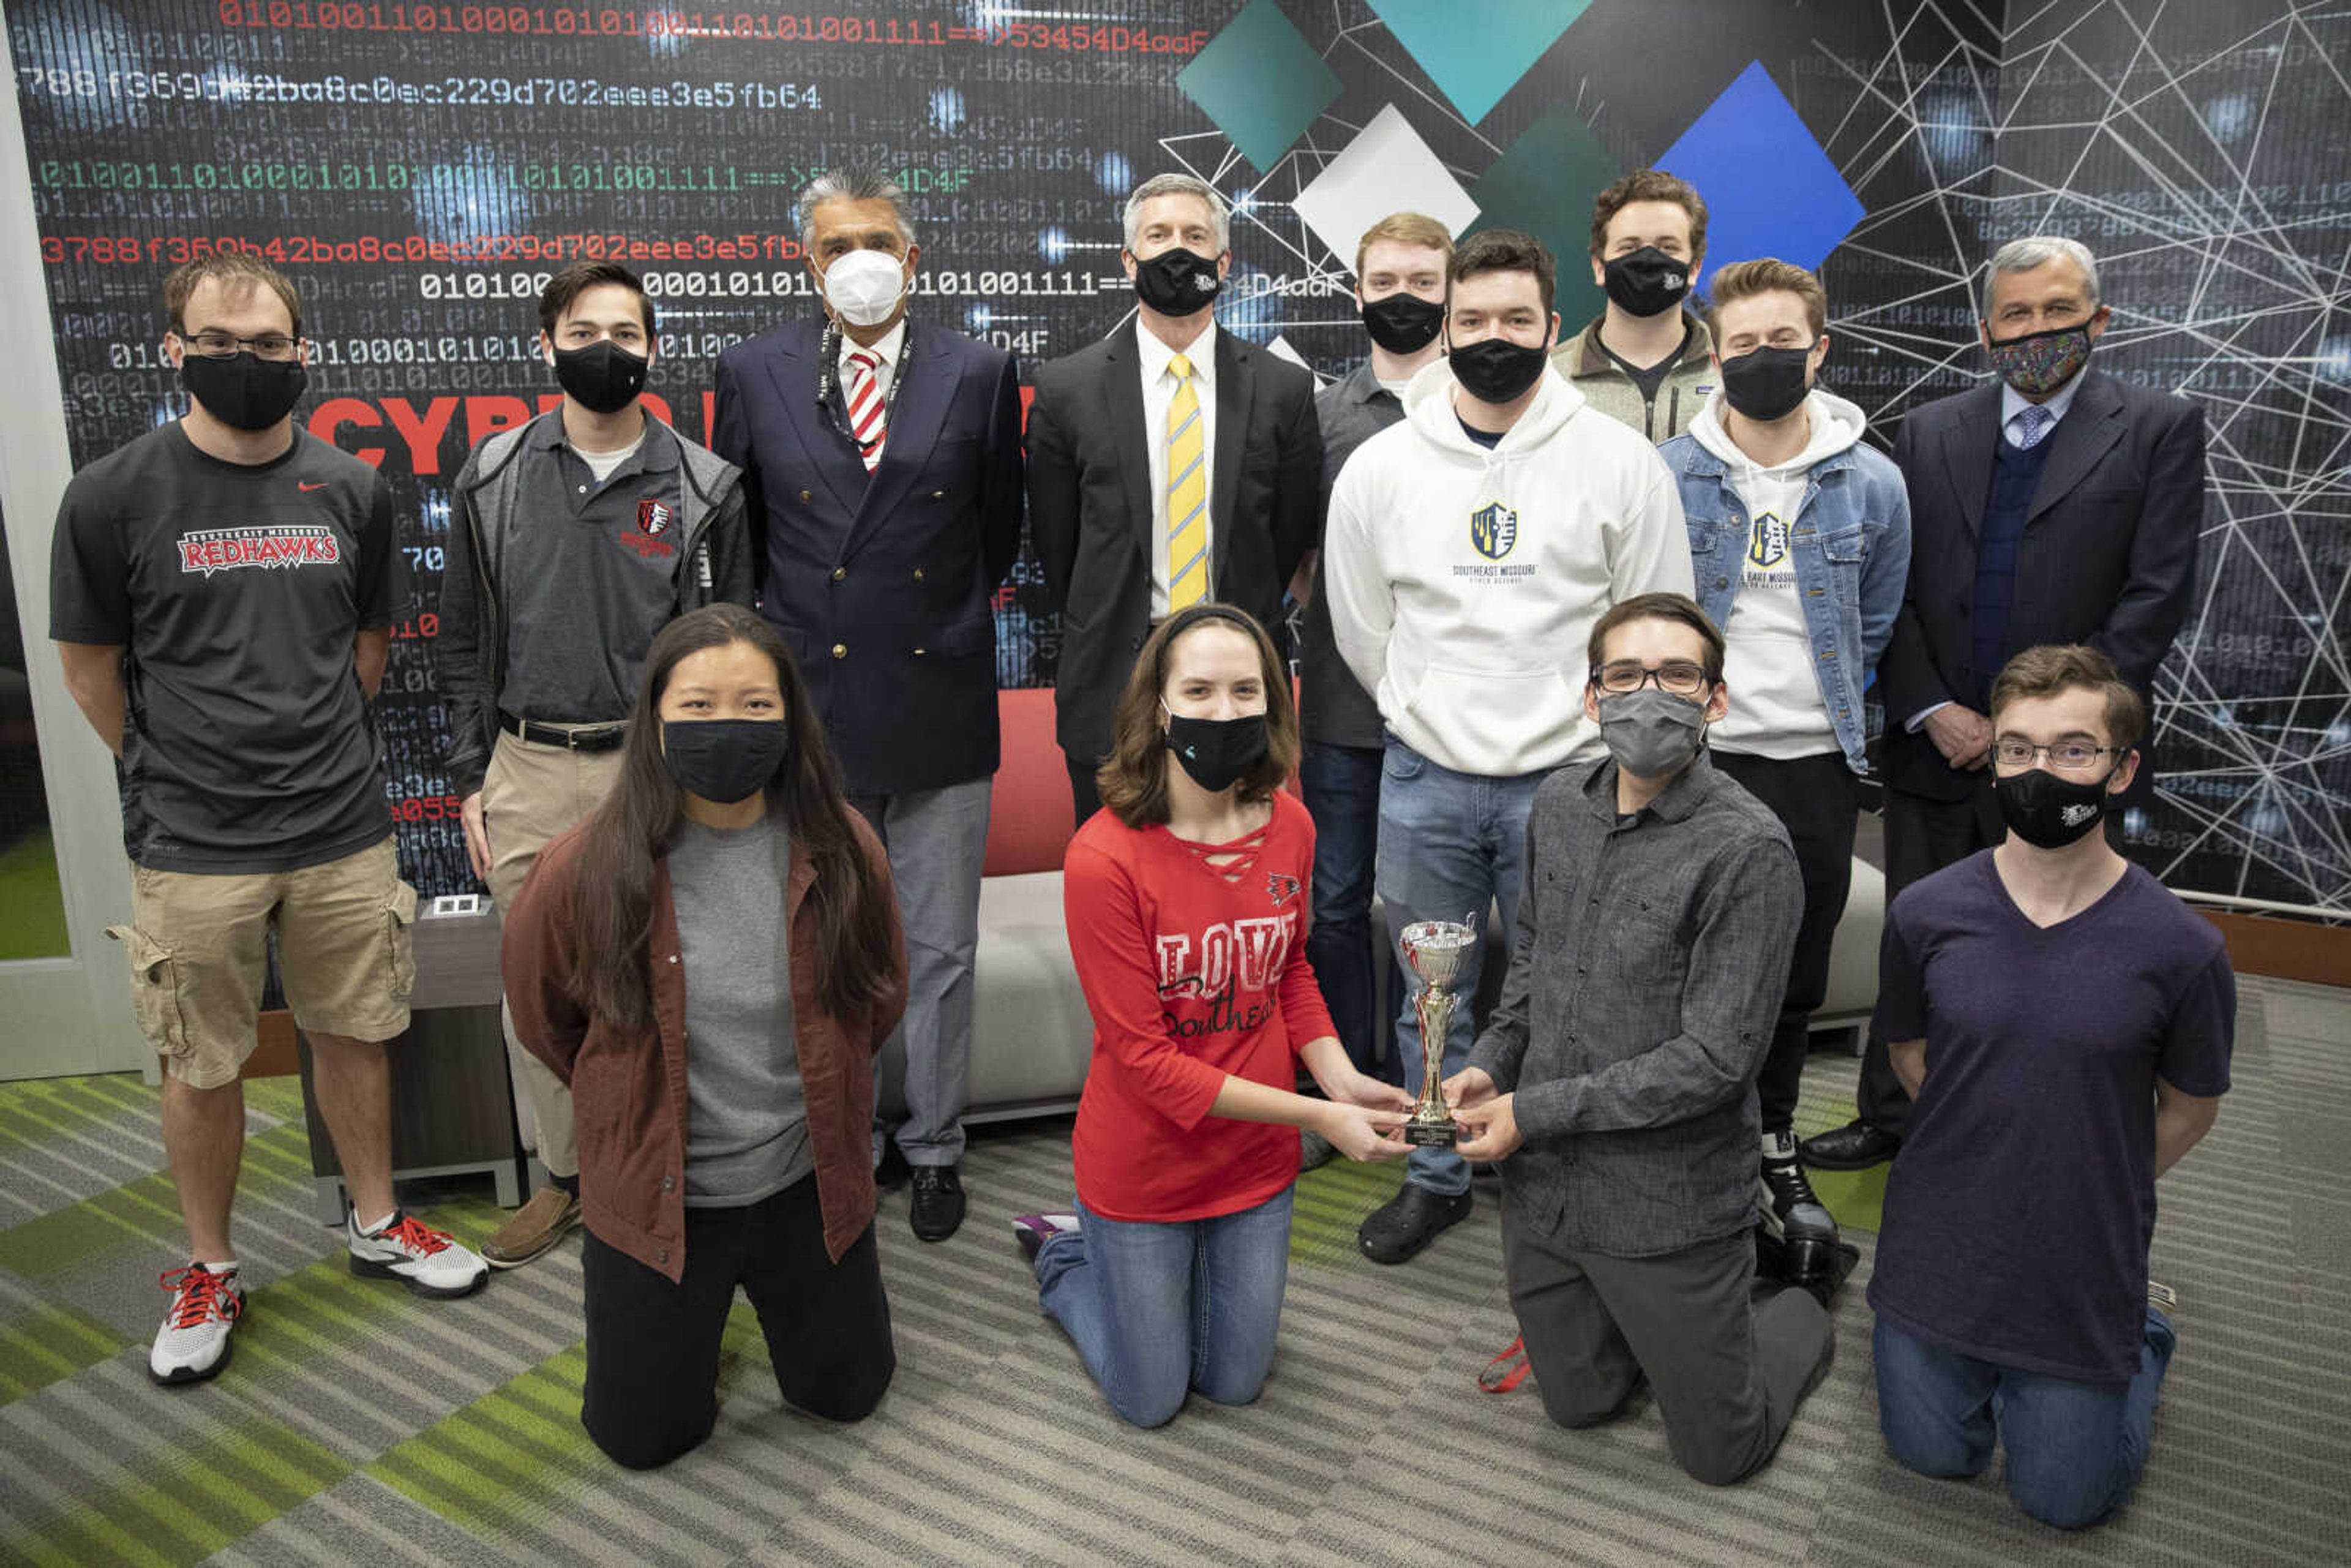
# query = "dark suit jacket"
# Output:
<box><xmin>1025</xmin><ymin>321</ymin><xmax>1321</xmax><ymax>763</ymax></box>
<box><xmin>1881</xmin><ymin>368</ymin><xmax>2203</xmax><ymax>805</ymax></box>
<box><xmin>712</xmin><ymin>317</ymin><xmax>1024</xmax><ymax>797</ymax></box>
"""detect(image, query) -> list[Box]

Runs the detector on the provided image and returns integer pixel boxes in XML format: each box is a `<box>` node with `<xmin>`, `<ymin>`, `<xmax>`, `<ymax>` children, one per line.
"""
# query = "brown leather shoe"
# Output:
<box><xmin>481</xmin><ymin>1187</ymin><xmax>581</xmax><ymax>1269</ymax></box>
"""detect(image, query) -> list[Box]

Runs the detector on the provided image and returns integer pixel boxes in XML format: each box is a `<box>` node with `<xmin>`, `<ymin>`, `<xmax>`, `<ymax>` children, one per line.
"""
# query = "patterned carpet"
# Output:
<box><xmin>0</xmin><ymin>977</ymin><xmax>2345</xmax><ymax>1567</ymax></box>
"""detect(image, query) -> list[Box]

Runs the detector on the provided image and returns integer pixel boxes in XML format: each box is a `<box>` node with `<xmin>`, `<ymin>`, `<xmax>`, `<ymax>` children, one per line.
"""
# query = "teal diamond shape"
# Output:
<box><xmin>1176</xmin><ymin>0</ymin><xmax>1344</xmax><ymax>174</ymax></box>
<box><xmin>1368</xmin><ymin>0</ymin><xmax>1592</xmax><ymax>126</ymax></box>
<box><xmin>1468</xmin><ymin>114</ymin><xmax>1619</xmax><ymax>328</ymax></box>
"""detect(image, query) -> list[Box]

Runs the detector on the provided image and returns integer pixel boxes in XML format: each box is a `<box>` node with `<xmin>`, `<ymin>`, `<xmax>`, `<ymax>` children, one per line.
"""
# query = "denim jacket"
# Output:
<box><xmin>1659</xmin><ymin>396</ymin><xmax>1911</xmax><ymax>774</ymax></box>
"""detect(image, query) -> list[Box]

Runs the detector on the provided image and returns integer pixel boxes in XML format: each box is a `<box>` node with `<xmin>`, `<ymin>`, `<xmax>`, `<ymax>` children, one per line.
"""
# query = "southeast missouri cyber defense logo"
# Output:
<box><xmin>1469</xmin><ymin>501</ymin><xmax>1518</xmax><ymax>560</ymax></box>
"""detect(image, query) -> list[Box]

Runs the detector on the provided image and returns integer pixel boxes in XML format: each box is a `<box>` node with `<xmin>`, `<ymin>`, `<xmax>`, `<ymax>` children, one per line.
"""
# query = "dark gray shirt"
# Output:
<box><xmin>500</xmin><ymin>418</ymin><xmax>687</xmax><ymax>723</ymax></box>
<box><xmin>48</xmin><ymin>424</ymin><xmax>400</xmax><ymax>872</ymax></box>
<box><xmin>1468</xmin><ymin>752</ymin><xmax>1801</xmax><ymax>1257</ymax></box>
<box><xmin>1300</xmin><ymin>362</ymin><xmax>1404</xmax><ymax>749</ymax></box>
<box><xmin>669</xmin><ymin>817</ymin><xmax>811</xmax><ymax>1207</ymax></box>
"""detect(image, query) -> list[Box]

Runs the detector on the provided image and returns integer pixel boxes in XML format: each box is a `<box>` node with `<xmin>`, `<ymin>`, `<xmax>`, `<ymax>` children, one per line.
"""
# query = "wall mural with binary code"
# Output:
<box><xmin>9</xmin><ymin>0</ymin><xmax>2345</xmax><ymax>907</ymax></box>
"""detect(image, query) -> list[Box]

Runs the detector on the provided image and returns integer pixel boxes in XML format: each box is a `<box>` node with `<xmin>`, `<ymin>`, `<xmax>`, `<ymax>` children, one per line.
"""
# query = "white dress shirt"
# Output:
<box><xmin>1137</xmin><ymin>321</ymin><xmax>1218</xmax><ymax>618</ymax></box>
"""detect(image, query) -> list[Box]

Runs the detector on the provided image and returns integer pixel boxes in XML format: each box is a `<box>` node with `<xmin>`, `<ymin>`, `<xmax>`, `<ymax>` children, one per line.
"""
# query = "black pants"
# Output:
<box><xmin>580</xmin><ymin>1175</ymin><xmax>894</xmax><ymax>1469</ymax></box>
<box><xmin>1504</xmin><ymin>1217</ymin><xmax>1833</xmax><ymax>1486</ymax></box>
<box><xmin>1711</xmin><ymin>751</ymin><xmax>1858</xmax><ymax>1138</ymax></box>
<box><xmin>1067</xmin><ymin>751</ymin><xmax>1103</xmax><ymax>827</ymax></box>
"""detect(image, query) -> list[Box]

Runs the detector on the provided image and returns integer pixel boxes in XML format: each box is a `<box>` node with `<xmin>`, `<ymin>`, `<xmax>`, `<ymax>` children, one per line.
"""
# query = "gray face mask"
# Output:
<box><xmin>1597</xmin><ymin>688</ymin><xmax>1708</xmax><ymax>779</ymax></box>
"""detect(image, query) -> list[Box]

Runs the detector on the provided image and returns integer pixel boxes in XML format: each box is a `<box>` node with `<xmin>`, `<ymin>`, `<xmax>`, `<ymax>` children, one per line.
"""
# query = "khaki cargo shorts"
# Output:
<box><xmin>107</xmin><ymin>836</ymin><xmax>418</xmax><ymax>1090</ymax></box>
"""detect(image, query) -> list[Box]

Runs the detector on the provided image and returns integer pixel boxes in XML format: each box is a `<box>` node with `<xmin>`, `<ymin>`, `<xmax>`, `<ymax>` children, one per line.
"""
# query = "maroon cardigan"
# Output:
<box><xmin>501</xmin><ymin>812</ymin><xmax>907</xmax><ymax>1282</ymax></box>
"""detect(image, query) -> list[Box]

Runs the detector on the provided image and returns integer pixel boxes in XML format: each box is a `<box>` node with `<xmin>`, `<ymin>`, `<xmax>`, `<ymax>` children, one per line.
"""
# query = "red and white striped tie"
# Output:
<box><xmin>846</xmin><ymin>349</ymin><xmax>887</xmax><ymax>472</ymax></box>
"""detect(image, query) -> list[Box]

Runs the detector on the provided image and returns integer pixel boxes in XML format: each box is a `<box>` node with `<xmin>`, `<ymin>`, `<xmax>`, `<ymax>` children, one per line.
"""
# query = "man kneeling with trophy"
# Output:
<box><xmin>1447</xmin><ymin>593</ymin><xmax>1840</xmax><ymax>1485</ymax></box>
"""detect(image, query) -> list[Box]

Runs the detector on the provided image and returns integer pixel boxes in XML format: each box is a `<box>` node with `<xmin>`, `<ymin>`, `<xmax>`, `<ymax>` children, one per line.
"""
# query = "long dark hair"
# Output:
<box><xmin>566</xmin><ymin>604</ymin><xmax>898</xmax><ymax>1026</ymax></box>
<box><xmin>1097</xmin><ymin>603</ymin><xmax>1299</xmax><ymax>828</ymax></box>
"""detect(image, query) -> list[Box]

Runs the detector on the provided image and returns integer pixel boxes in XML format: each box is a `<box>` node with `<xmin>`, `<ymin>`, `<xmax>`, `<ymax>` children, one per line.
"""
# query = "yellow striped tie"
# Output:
<box><xmin>1165</xmin><ymin>353</ymin><xmax>1207</xmax><ymax>609</ymax></box>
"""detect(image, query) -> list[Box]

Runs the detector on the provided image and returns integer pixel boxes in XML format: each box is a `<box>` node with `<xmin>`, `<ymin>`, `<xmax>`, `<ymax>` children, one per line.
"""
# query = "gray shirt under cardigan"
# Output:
<box><xmin>1467</xmin><ymin>751</ymin><xmax>1802</xmax><ymax>1258</ymax></box>
<box><xmin>667</xmin><ymin>817</ymin><xmax>813</xmax><ymax>1207</ymax></box>
<box><xmin>1299</xmin><ymin>362</ymin><xmax>1404</xmax><ymax>749</ymax></box>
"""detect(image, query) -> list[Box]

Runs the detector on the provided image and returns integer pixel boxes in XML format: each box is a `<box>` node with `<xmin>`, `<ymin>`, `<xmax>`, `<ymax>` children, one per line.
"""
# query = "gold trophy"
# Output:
<box><xmin>1399</xmin><ymin>918</ymin><xmax>1479</xmax><ymax>1148</ymax></box>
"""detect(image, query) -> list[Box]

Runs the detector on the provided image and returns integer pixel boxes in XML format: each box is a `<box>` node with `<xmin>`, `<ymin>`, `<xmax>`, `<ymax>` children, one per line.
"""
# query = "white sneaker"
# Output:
<box><xmin>347</xmin><ymin>1210</ymin><xmax>489</xmax><ymax>1299</ymax></box>
<box><xmin>149</xmin><ymin>1263</ymin><xmax>244</xmax><ymax>1386</ymax></box>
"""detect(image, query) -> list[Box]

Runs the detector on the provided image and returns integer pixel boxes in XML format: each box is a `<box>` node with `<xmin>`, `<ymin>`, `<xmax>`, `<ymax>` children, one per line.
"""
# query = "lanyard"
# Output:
<box><xmin>816</xmin><ymin>318</ymin><xmax>914</xmax><ymax>452</ymax></box>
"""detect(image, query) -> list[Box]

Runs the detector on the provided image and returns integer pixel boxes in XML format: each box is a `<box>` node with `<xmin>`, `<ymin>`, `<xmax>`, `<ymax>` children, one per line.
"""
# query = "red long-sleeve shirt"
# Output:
<box><xmin>1063</xmin><ymin>790</ymin><xmax>1337</xmax><ymax>1223</ymax></box>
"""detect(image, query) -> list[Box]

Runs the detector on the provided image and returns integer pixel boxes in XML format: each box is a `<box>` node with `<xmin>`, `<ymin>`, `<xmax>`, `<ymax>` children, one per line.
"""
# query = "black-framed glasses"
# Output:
<box><xmin>1591</xmin><ymin>660</ymin><xmax>1710</xmax><ymax>696</ymax></box>
<box><xmin>1992</xmin><ymin>738</ymin><xmax>2122</xmax><ymax>770</ymax></box>
<box><xmin>186</xmin><ymin>329</ymin><xmax>301</xmax><ymax>361</ymax></box>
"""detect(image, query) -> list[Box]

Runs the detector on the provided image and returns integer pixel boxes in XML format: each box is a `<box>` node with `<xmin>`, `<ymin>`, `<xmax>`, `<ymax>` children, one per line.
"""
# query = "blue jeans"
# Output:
<box><xmin>1300</xmin><ymin>741</ymin><xmax>1395</xmax><ymax>1084</ymax></box>
<box><xmin>1376</xmin><ymin>735</ymin><xmax>1548</xmax><ymax>1198</ymax></box>
<box><xmin>1033</xmin><ymin>1188</ymin><xmax>1294</xmax><ymax>1429</ymax></box>
<box><xmin>1874</xmin><ymin>1308</ymin><xmax>2176</xmax><ymax>1529</ymax></box>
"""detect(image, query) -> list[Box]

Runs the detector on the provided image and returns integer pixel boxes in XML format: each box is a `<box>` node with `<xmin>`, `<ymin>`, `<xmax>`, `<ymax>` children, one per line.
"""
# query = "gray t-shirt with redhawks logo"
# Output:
<box><xmin>497</xmin><ymin>418</ymin><xmax>687</xmax><ymax>725</ymax></box>
<box><xmin>48</xmin><ymin>422</ymin><xmax>402</xmax><ymax>873</ymax></box>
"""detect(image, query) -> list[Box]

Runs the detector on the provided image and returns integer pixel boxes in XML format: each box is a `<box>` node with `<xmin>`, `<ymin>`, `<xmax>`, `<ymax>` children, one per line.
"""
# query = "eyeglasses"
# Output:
<box><xmin>1992</xmin><ymin>738</ymin><xmax>2122</xmax><ymax>770</ymax></box>
<box><xmin>186</xmin><ymin>329</ymin><xmax>301</xmax><ymax>361</ymax></box>
<box><xmin>1591</xmin><ymin>661</ymin><xmax>1710</xmax><ymax>696</ymax></box>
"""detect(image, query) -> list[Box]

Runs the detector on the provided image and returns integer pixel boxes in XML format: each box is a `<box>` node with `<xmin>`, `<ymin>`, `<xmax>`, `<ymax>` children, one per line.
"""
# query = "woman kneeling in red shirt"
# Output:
<box><xmin>1016</xmin><ymin>604</ymin><xmax>1413</xmax><ymax>1428</ymax></box>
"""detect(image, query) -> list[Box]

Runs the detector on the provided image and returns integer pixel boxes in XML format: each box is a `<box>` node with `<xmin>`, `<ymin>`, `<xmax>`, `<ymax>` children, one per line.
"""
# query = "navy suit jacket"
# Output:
<box><xmin>1024</xmin><ymin>320</ymin><xmax>1321</xmax><ymax>764</ymax></box>
<box><xmin>1881</xmin><ymin>368</ymin><xmax>2203</xmax><ymax>806</ymax></box>
<box><xmin>713</xmin><ymin>317</ymin><xmax>1024</xmax><ymax>796</ymax></box>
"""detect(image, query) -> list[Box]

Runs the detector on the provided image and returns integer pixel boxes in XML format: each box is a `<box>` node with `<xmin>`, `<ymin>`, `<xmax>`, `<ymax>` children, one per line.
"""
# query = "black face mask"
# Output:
<box><xmin>1163</xmin><ymin>710</ymin><xmax>1269</xmax><ymax>792</ymax></box>
<box><xmin>1132</xmin><ymin>247</ymin><xmax>1223</xmax><ymax>315</ymax></box>
<box><xmin>661</xmin><ymin>719</ymin><xmax>789</xmax><ymax>805</ymax></box>
<box><xmin>1993</xmin><ymin>765</ymin><xmax>2116</xmax><ymax>849</ymax></box>
<box><xmin>552</xmin><ymin>340</ymin><xmax>649</xmax><ymax>415</ymax></box>
<box><xmin>181</xmin><ymin>351</ymin><xmax>308</xmax><ymax>431</ymax></box>
<box><xmin>1449</xmin><ymin>336</ymin><xmax>1550</xmax><ymax>405</ymax></box>
<box><xmin>1602</xmin><ymin>246</ymin><xmax>1691</xmax><ymax>318</ymax></box>
<box><xmin>1360</xmin><ymin>292</ymin><xmax>1444</xmax><ymax>354</ymax></box>
<box><xmin>1719</xmin><ymin>344</ymin><xmax>1814</xmax><ymax>421</ymax></box>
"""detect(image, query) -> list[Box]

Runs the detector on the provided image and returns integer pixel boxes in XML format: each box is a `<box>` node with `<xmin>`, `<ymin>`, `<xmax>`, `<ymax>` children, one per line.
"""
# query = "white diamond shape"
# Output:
<box><xmin>1291</xmin><ymin>105</ymin><xmax>1479</xmax><ymax>269</ymax></box>
<box><xmin>1265</xmin><ymin>334</ymin><xmax>1327</xmax><ymax>390</ymax></box>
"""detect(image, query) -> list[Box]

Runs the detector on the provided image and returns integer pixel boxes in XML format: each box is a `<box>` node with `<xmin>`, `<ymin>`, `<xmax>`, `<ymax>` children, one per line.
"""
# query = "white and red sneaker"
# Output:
<box><xmin>348</xmin><ymin>1209</ymin><xmax>488</xmax><ymax>1299</ymax></box>
<box><xmin>149</xmin><ymin>1263</ymin><xmax>244</xmax><ymax>1386</ymax></box>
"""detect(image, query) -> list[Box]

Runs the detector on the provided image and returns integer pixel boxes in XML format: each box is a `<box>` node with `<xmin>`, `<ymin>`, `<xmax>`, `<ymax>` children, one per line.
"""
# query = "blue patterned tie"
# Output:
<box><xmin>2011</xmin><ymin>403</ymin><xmax>2055</xmax><ymax>450</ymax></box>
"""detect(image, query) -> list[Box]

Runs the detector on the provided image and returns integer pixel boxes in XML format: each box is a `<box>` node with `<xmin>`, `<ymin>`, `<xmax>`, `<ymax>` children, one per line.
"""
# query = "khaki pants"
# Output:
<box><xmin>482</xmin><ymin>727</ymin><xmax>626</xmax><ymax>1179</ymax></box>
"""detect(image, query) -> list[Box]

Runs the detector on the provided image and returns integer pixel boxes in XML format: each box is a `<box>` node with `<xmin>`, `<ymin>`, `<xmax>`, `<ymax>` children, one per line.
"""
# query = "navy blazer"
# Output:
<box><xmin>1024</xmin><ymin>320</ymin><xmax>1321</xmax><ymax>765</ymax></box>
<box><xmin>1880</xmin><ymin>368</ymin><xmax>2203</xmax><ymax>805</ymax></box>
<box><xmin>713</xmin><ymin>317</ymin><xmax>1024</xmax><ymax>797</ymax></box>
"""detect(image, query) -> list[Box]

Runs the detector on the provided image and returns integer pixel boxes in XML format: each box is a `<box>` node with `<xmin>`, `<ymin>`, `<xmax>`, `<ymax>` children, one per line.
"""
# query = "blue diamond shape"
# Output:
<box><xmin>1176</xmin><ymin>0</ymin><xmax>1343</xmax><ymax>174</ymax></box>
<box><xmin>1367</xmin><ymin>0</ymin><xmax>1591</xmax><ymax>126</ymax></box>
<box><xmin>1657</xmin><ymin>61</ymin><xmax>1864</xmax><ymax>286</ymax></box>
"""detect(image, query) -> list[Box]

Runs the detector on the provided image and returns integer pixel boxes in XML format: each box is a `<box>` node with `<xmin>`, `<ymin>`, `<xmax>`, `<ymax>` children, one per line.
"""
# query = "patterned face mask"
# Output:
<box><xmin>1985</xmin><ymin>321</ymin><xmax>2094</xmax><ymax>397</ymax></box>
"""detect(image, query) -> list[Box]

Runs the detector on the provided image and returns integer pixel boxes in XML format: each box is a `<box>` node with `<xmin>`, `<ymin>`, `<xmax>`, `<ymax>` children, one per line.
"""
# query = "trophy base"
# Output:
<box><xmin>1403</xmin><ymin>1120</ymin><xmax>1457</xmax><ymax>1149</ymax></box>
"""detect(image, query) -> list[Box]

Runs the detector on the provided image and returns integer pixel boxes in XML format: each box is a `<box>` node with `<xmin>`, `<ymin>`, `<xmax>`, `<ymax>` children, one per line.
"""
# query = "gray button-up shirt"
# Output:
<box><xmin>1300</xmin><ymin>361</ymin><xmax>1404</xmax><ymax>749</ymax></box>
<box><xmin>1468</xmin><ymin>751</ymin><xmax>1801</xmax><ymax>1258</ymax></box>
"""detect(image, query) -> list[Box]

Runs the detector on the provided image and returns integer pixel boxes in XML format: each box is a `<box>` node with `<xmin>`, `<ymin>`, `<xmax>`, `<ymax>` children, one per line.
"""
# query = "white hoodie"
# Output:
<box><xmin>1324</xmin><ymin>358</ymin><xmax>1694</xmax><ymax>777</ymax></box>
<box><xmin>1687</xmin><ymin>388</ymin><xmax>1867</xmax><ymax>759</ymax></box>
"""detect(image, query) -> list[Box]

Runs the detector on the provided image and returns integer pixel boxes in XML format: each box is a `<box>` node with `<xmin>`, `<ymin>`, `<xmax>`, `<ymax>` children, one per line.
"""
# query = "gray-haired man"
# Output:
<box><xmin>1805</xmin><ymin>235</ymin><xmax>2204</xmax><ymax>1174</ymax></box>
<box><xmin>713</xmin><ymin>167</ymin><xmax>1026</xmax><ymax>1242</ymax></box>
<box><xmin>1026</xmin><ymin>172</ymin><xmax>1321</xmax><ymax>822</ymax></box>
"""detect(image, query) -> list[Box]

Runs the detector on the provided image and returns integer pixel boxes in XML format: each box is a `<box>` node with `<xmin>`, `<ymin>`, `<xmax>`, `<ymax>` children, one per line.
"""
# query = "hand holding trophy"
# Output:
<box><xmin>1398</xmin><ymin>917</ymin><xmax>1480</xmax><ymax>1149</ymax></box>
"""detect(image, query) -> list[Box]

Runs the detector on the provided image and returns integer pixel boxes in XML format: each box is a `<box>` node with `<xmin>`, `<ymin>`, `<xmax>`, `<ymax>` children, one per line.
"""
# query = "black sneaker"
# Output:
<box><xmin>1760</xmin><ymin>1134</ymin><xmax>1844</xmax><ymax>1289</ymax></box>
<box><xmin>1357</xmin><ymin>1184</ymin><xmax>1472</xmax><ymax>1264</ymax></box>
<box><xmin>909</xmin><ymin>1165</ymin><xmax>966</xmax><ymax>1242</ymax></box>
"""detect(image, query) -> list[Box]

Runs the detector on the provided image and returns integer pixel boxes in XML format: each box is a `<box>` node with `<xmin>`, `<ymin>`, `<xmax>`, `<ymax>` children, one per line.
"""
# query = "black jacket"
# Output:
<box><xmin>713</xmin><ymin>318</ymin><xmax>1024</xmax><ymax>796</ymax></box>
<box><xmin>1880</xmin><ymin>369</ymin><xmax>2202</xmax><ymax>805</ymax></box>
<box><xmin>438</xmin><ymin>413</ymin><xmax>751</xmax><ymax>800</ymax></box>
<box><xmin>1025</xmin><ymin>321</ymin><xmax>1321</xmax><ymax>765</ymax></box>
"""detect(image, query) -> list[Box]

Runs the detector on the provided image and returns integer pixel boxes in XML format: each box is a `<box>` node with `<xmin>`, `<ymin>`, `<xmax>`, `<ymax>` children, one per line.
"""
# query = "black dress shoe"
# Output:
<box><xmin>1800</xmin><ymin>1119</ymin><xmax>1902</xmax><ymax>1171</ymax></box>
<box><xmin>909</xmin><ymin>1165</ymin><xmax>966</xmax><ymax>1242</ymax></box>
<box><xmin>874</xmin><ymin>1144</ymin><xmax>912</xmax><ymax>1192</ymax></box>
<box><xmin>1357</xmin><ymin>1184</ymin><xmax>1472</xmax><ymax>1264</ymax></box>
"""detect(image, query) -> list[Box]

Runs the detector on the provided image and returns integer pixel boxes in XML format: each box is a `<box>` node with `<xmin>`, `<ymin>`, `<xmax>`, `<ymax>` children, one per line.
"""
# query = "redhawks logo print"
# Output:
<box><xmin>1265</xmin><ymin>872</ymin><xmax>1301</xmax><ymax>907</ymax></box>
<box><xmin>178</xmin><ymin>524</ymin><xmax>339</xmax><ymax>577</ymax></box>
<box><xmin>621</xmin><ymin>498</ymin><xmax>679</xmax><ymax>558</ymax></box>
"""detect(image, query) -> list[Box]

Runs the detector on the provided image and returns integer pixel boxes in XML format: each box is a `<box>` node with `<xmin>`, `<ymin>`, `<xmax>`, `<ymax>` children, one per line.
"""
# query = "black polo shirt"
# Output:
<box><xmin>500</xmin><ymin>417</ymin><xmax>688</xmax><ymax>724</ymax></box>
